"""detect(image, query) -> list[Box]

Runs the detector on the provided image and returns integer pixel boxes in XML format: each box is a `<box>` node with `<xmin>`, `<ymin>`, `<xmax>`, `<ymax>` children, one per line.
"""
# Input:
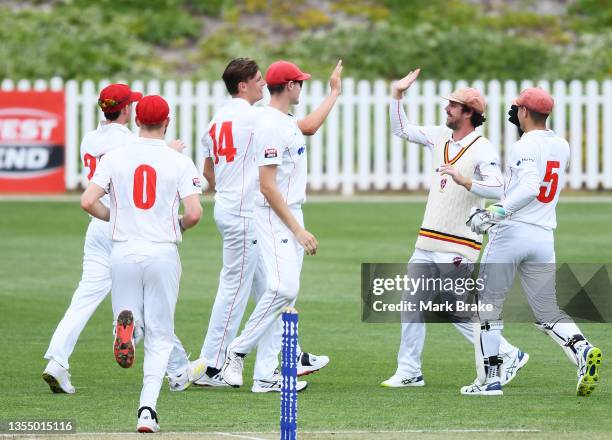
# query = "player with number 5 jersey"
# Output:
<box><xmin>463</xmin><ymin>88</ymin><xmax>603</xmax><ymax>397</ymax></box>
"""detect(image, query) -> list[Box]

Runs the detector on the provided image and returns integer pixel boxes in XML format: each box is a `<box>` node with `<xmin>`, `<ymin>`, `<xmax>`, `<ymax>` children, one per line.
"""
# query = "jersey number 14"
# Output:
<box><xmin>210</xmin><ymin>121</ymin><xmax>237</xmax><ymax>164</ymax></box>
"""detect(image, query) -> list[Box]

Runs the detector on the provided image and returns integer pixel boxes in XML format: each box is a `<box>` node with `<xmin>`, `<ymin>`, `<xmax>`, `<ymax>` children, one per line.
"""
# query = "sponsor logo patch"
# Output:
<box><xmin>192</xmin><ymin>177</ymin><xmax>201</xmax><ymax>188</ymax></box>
<box><xmin>265</xmin><ymin>148</ymin><xmax>277</xmax><ymax>158</ymax></box>
<box><xmin>297</xmin><ymin>146</ymin><xmax>305</xmax><ymax>155</ymax></box>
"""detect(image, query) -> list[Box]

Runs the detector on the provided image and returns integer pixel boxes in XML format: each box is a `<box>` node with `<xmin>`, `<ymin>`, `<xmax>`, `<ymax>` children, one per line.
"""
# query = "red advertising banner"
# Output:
<box><xmin>0</xmin><ymin>91</ymin><xmax>65</xmax><ymax>193</ymax></box>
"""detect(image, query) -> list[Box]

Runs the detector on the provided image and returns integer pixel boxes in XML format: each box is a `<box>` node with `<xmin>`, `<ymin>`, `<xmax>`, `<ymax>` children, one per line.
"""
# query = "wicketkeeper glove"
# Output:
<box><xmin>466</xmin><ymin>203</ymin><xmax>507</xmax><ymax>235</ymax></box>
<box><xmin>508</xmin><ymin>104</ymin><xmax>524</xmax><ymax>137</ymax></box>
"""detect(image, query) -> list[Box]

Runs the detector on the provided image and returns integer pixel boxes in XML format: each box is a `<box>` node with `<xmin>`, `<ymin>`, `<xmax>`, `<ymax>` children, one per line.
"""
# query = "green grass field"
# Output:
<box><xmin>0</xmin><ymin>199</ymin><xmax>611</xmax><ymax>439</ymax></box>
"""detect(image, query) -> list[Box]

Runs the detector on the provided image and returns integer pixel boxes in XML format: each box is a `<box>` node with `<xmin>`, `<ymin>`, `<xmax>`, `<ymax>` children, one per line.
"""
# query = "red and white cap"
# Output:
<box><xmin>265</xmin><ymin>60</ymin><xmax>311</xmax><ymax>86</ymax></box>
<box><xmin>514</xmin><ymin>87</ymin><xmax>554</xmax><ymax>114</ymax></box>
<box><xmin>98</xmin><ymin>84</ymin><xmax>142</xmax><ymax>113</ymax></box>
<box><xmin>441</xmin><ymin>88</ymin><xmax>486</xmax><ymax>115</ymax></box>
<box><xmin>136</xmin><ymin>95</ymin><xmax>169</xmax><ymax>125</ymax></box>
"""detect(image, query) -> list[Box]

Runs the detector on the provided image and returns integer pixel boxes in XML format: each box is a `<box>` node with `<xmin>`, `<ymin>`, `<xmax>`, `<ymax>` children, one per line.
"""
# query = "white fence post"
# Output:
<box><xmin>3</xmin><ymin>78</ymin><xmax>611</xmax><ymax>193</ymax></box>
<box><xmin>341</xmin><ymin>78</ymin><xmax>355</xmax><ymax>195</ymax></box>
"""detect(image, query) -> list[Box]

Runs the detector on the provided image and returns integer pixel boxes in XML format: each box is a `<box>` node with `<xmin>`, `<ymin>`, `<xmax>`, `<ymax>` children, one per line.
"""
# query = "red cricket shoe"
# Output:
<box><xmin>114</xmin><ymin>310</ymin><xmax>135</xmax><ymax>368</ymax></box>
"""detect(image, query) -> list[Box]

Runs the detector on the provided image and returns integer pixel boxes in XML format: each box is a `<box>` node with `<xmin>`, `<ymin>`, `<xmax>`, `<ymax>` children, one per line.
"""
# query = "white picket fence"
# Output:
<box><xmin>2</xmin><ymin>77</ymin><xmax>611</xmax><ymax>194</ymax></box>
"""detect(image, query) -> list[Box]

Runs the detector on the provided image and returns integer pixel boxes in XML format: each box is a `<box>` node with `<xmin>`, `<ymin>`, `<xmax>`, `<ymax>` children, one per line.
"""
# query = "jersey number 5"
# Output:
<box><xmin>210</xmin><ymin>121</ymin><xmax>236</xmax><ymax>164</ymax></box>
<box><xmin>133</xmin><ymin>164</ymin><xmax>157</xmax><ymax>209</ymax></box>
<box><xmin>537</xmin><ymin>160</ymin><xmax>560</xmax><ymax>203</ymax></box>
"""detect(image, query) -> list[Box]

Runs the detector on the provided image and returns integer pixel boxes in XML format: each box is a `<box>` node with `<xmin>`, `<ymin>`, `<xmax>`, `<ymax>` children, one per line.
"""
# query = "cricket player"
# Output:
<box><xmin>191</xmin><ymin>58</ymin><xmax>341</xmax><ymax>390</ymax></box>
<box><xmin>381</xmin><ymin>68</ymin><xmax>528</xmax><ymax>388</ymax></box>
<box><xmin>81</xmin><ymin>95</ymin><xmax>203</xmax><ymax>432</ymax></box>
<box><xmin>42</xmin><ymin>84</ymin><xmax>203</xmax><ymax>394</ymax></box>
<box><xmin>222</xmin><ymin>60</ymin><xmax>330</xmax><ymax>390</ymax></box>
<box><xmin>462</xmin><ymin>87</ymin><xmax>603</xmax><ymax>396</ymax></box>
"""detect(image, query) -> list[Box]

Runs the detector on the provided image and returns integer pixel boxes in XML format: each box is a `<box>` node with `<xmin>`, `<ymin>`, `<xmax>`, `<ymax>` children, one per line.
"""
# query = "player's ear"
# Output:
<box><xmin>238</xmin><ymin>81</ymin><xmax>247</xmax><ymax>93</ymax></box>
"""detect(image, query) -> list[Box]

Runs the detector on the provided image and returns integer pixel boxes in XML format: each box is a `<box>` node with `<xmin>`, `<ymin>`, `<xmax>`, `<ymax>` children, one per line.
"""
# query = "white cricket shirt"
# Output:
<box><xmin>91</xmin><ymin>137</ymin><xmax>202</xmax><ymax>244</ymax></box>
<box><xmin>202</xmin><ymin>98</ymin><xmax>260</xmax><ymax>217</ymax></box>
<box><xmin>80</xmin><ymin>122</ymin><xmax>135</xmax><ymax>208</ymax></box>
<box><xmin>502</xmin><ymin>129</ymin><xmax>570</xmax><ymax>230</ymax></box>
<box><xmin>390</xmin><ymin>98</ymin><xmax>503</xmax><ymax>199</ymax></box>
<box><xmin>253</xmin><ymin>106</ymin><xmax>307</xmax><ymax>208</ymax></box>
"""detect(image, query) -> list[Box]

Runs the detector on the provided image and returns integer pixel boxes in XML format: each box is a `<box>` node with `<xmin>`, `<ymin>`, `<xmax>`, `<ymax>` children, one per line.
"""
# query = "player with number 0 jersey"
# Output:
<box><xmin>81</xmin><ymin>95</ymin><xmax>203</xmax><ymax>432</ymax></box>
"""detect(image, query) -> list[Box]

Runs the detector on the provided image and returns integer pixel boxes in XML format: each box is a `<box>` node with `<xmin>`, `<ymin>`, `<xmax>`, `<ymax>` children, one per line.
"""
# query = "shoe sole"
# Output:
<box><xmin>380</xmin><ymin>381</ymin><xmax>425</xmax><ymax>388</ymax></box>
<box><xmin>577</xmin><ymin>347</ymin><xmax>603</xmax><ymax>397</ymax></box>
<box><xmin>137</xmin><ymin>426</ymin><xmax>158</xmax><ymax>433</ymax></box>
<box><xmin>251</xmin><ymin>382</ymin><xmax>309</xmax><ymax>393</ymax></box>
<box><xmin>501</xmin><ymin>352</ymin><xmax>530</xmax><ymax>386</ymax></box>
<box><xmin>461</xmin><ymin>389</ymin><xmax>503</xmax><ymax>396</ymax></box>
<box><xmin>297</xmin><ymin>358</ymin><xmax>330</xmax><ymax>377</ymax></box>
<box><xmin>42</xmin><ymin>373</ymin><xmax>67</xmax><ymax>394</ymax></box>
<box><xmin>114</xmin><ymin>310</ymin><xmax>135</xmax><ymax>368</ymax></box>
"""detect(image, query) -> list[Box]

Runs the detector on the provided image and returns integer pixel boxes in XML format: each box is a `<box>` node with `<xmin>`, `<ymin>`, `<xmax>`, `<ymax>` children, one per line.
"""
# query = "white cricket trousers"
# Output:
<box><xmin>229</xmin><ymin>205</ymin><xmax>304</xmax><ymax>377</ymax></box>
<box><xmin>396</xmin><ymin>248</ymin><xmax>518</xmax><ymax>377</ymax></box>
<box><xmin>110</xmin><ymin>242</ymin><xmax>181</xmax><ymax>411</ymax></box>
<box><xmin>199</xmin><ymin>204</ymin><xmax>258</xmax><ymax>369</ymax></box>
<box><xmin>45</xmin><ymin>219</ymin><xmax>112</xmax><ymax>369</ymax></box>
<box><xmin>44</xmin><ymin>219</ymin><xmax>188</xmax><ymax>376</ymax></box>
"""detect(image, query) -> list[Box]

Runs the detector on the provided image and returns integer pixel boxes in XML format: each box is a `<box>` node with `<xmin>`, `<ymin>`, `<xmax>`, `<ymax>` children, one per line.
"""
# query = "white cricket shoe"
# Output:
<box><xmin>461</xmin><ymin>378</ymin><xmax>503</xmax><ymax>396</ymax></box>
<box><xmin>500</xmin><ymin>350</ymin><xmax>529</xmax><ymax>386</ymax></box>
<box><xmin>137</xmin><ymin>406</ymin><xmax>160</xmax><ymax>433</ymax></box>
<box><xmin>297</xmin><ymin>352</ymin><xmax>330</xmax><ymax>377</ymax></box>
<box><xmin>252</xmin><ymin>370</ymin><xmax>308</xmax><ymax>393</ymax></box>
<box><xmin>42</xmin><ymin>360</ymin><xmax>75</xmax><ymax>394</ymax></box>
<box><xmin>194</xmin><ymin>368</ymin><xmax>230</xmax><ymax>387</ymax></box>
<box><xmin>576</xmin><ymin>345</ymin><xmax>603</xmax><ymax>397</ymax></box>
<box><xmin>167</xmin><ymin>358</ymin><xmax>208</xmax><ymax>392</ymax></box>
<box><xmin>380</xmin><ymin>374</ymin><xmax>425</xmax><ymax>388</ymax></box>
<box><xmin>222</xmin><ymin>347</ymin><xmax>245</xmax><ymax>388</ymax></box>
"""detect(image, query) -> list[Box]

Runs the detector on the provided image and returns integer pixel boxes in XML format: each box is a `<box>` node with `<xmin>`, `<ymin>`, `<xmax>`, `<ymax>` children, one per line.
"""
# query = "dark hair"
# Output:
<box><xmin>526</xmin><ymin>108</ymin><xmax>549</xmax><ymax>124</ymax></box>
<box><xmin>222</xmin><ymin>58</ymin><xmax>259</xmax><ymax>95</ymax></box>
<box><xmin>104</xmin><ymin>110</ymin><xmax>121</xmax><ymax>121</ymax></box>
<box><xmin>267</xmin><ymin>80</ymin><xmax>302</xmax><ymax>96</ymax></box>
<box><xmin>267</xmin><ymin>83</ymin><xmax>286</xmax><ymax>95</ymax></box>
<box><xmin>461</xmin><ymin>104</ymin><xmax>486</xmax><ymax>128</ymax></box>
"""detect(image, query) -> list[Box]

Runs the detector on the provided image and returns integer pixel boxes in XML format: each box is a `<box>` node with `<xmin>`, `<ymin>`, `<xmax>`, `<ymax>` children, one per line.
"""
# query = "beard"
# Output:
<box><xmin>446</xmin><ymin>118</ymin><xmax>459</xmax><ymax>130</ymax></box>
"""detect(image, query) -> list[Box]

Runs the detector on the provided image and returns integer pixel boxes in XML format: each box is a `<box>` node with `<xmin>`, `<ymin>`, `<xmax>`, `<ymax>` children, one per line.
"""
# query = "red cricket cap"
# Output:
<box><xmin>265</xmin><ymin>60</ymin><xmax>311</xmax><ymax>86</ymax></box>
<box><xmin>98</xmin><ymin>84</ymin><xmax>142</xmax><ymax>113</ymax></box>
<box><xmin>514</xmin><ymin>87</ymin><xmax>554</xmax><ymax>114</ymax></box>
<box><xmin>136</xmin><ymin>95</ymin><xmax>170</xmax><ymax>125</ymax></box>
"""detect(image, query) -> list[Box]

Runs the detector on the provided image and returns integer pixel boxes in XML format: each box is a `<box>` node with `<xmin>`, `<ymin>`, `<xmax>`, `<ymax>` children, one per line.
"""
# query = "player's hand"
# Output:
<box><xmin>329</xmin><ymin>60</ymin><xmax>343</xmax><ymax>95</ymax></box>
<box><xmin>465</xmin><ymin>204</ymin><xmax>506</xmax><ymax>234</ymax></box>
<box><xmin>295</xmin><ymin>228</ymin><xmax>318</xmax><ymax>255</ymax></box>
<box><xmin>392</xmin><ymin>68</ymin><xmax>421</xmax><ymax>99</ymax></box>
<box><xmin>168</xmin><ymin>139</ymin><xmax>186</xmax><ymax>152</ymax></box>
<box><xmin>438</xmin><ymin>164</ymin><xmax>468</xmax><ymax>187</ymax></box>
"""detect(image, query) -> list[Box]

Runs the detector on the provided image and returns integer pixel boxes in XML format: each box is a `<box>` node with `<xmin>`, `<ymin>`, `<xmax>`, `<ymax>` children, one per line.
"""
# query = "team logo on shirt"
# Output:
<box><xmin>265</xmin><ymin>148</ymin><xmax>277</xmax><ymax>158</ymax></box>
<box><xmin>297</xmin><ymin>146</ymin><xmax>305</xmax><ymax>155</ymax></box>
<box><xmin>192</xmin><ymin>177</ymin><xmax>201</xmax><ymax>188</ymax></box>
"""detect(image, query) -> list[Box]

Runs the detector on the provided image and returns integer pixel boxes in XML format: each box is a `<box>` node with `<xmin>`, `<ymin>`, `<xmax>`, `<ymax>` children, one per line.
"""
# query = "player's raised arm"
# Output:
<box><xmin>389</xmin><ymin>68</ymin><xmax>438</xmax><ymax>148</ymax></box>
<box><xmin>297</xmin><ymin>60</ymin><xmax>342</xmax><ymax>136</ymax></box>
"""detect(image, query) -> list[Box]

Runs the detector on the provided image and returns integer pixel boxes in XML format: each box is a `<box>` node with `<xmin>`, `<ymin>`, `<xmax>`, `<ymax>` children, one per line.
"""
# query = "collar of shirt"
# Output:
<box><xmin>230</xmin><ymin>97</ymin><xmax>252</xmax><ymax>108</ymax></box>
<box><xmin>98</xmin><ymin>121</ymin><xmax>132</xmax><ymax>134</ymax></box>
<box><xmin>448</xmin><ymin>129</ymin><xmax>480</xmax><ymax>148</ymax></box>
<box><xmin>133</xmin><ymin>137</ymin><xmax>167</xmax><ymax>148</ymax></box>
<box><xmin>522</xmin><ymin>129</ymin><xmax>554</xmax><ymax>140</ymax></box>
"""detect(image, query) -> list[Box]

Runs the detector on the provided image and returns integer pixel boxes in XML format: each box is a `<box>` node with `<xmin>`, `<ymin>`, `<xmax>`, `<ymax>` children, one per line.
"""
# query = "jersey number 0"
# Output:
<box><xmin>133</xmin><ymin>164</ymin><xmax>157</xmax><ymax>209</ymax></box>
<box><xmin>210</xmin><ymin>121</ymin><xmax>237</xmax><ymax>164</ymax></box>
